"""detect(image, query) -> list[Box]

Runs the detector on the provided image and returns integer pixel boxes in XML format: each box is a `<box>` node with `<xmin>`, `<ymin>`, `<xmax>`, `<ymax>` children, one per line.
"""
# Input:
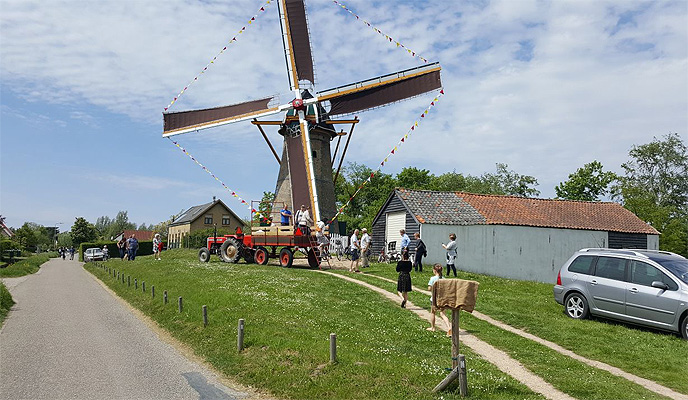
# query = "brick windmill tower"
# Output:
<box><xmin>163</xmin><ymin>0</ymin><xmax>442</xmax><ymax>227</ymax></box>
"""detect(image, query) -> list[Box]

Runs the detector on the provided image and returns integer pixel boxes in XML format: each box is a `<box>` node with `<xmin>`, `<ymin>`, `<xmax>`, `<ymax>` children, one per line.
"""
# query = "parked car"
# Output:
<box><xmin>554</xmin><ymin>248</ymin><xmax>688</xmax><ymax>340</ymax></box>
<box><xmin>84</xmin><ymin>247</ymin><xmax>104</xmax><ymax>262</ymax></box>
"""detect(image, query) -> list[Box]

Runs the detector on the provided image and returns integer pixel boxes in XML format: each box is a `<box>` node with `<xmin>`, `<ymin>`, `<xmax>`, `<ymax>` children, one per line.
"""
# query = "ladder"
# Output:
<box><xmin>308</xmin><ymin>234</ymin><xmax>332</xmax><ymax>270</ymax></box>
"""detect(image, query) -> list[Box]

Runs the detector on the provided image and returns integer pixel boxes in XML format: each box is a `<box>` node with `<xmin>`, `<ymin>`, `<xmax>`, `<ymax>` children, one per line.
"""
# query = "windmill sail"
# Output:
<box><xmin>318</xmin><ymin>63</ymin><xmax>442</xmax><ymax>116</ymax></box>
<box><xmin>163</xmin><ymin>97</ymin><xmax>279</xmax><ymax>136</ymax></box>
<box><xmin>279</xmin><ymin>0</ymin><xmax>315</xmax><ymax>88</ymax></box>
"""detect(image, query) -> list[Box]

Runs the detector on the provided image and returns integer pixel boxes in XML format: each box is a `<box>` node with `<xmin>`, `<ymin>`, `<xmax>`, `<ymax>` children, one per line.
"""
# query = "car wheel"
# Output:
<box><xmin>198</xmin><ymin>248</ymin><xmax>210</xmax><ymax>263</ymax></box>
<box><xmin>564</xmin><ymin>292</ymin><xmax>589</xmax><ymax>319</ymax></box>
<box><xmin>681</xmin><ymin>314</ymin><xmax>688</xmax><ymax>341</ymax></box>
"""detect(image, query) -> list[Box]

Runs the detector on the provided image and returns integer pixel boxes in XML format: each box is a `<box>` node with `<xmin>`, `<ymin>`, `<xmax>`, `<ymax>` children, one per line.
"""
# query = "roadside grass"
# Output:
<box><xmin>355</xmin><ymin>263</ymin><xmax>688</xmax><ymax>395</ymax></box>
<box><xmin>86</xmin><ymin>249</ymin><xmax>543</xmax><ymax>400</ymax></box>
<box><xmin>0</xmin><ymin>253</ymin><xmax>55</xmax><ymax>278</ymax></box>
<box><xmin>0</xmin><ymin>281</ymin><xmax>14</xmax><ymax>324</ymax></box>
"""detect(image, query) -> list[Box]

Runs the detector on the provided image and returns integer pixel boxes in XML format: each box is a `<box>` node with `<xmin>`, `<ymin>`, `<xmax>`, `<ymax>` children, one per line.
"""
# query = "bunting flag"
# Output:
<box><xmin>166</xmin><ymin>137</ymin><xmax>265</xmax><ymax>220</ymax></box>
<box><xmin>328</xmin><ymin>88</ymin><xmax>445</xmax><ymax>224</ymax></box>
<box><xmin>163</xmin><ymin>0</ymin><xmax>273</xmax><ymax>112</ymax></box>
<box><xmin>331</xmin><ymin>0</ymin><xmax>429</xmax><ymax>63</ymax></box>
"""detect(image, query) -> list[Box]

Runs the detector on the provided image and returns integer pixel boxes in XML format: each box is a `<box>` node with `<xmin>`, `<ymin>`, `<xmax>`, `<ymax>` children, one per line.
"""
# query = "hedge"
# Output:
<box><xmin>79</xmin><ymin>241</ymin><xmax>154</xmax><ymax>261</ymax></box>
<box><xmin>0</xmin><ymin>281</ymin><xmax>14</xmax><ymax>324</ymax></box>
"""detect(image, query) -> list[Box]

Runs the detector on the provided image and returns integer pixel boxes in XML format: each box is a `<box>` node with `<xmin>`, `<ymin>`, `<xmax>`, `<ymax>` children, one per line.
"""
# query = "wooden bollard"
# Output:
<box><xmin>330</xmin><ymin>333</ymin><xmax>337</xmax><ymax>364</ymax></box>
<box><xmin>458</xmin><ymin>354</ymin><xmax>468</xmax><ymax>397</ymax></box>
<box><xmin>142</xmin><ymin>281</ymin><xmax>146</xmax><ymax>293</ymax></box>
<box><xmin>178</xmin><ymin>297</ymin><xmax>183</xmax><ymax>313</ymax></box>
<box><xmin>135</xmin><ymin>279</ymin><xmax>138</xmax><ymax>289</ymax></box>
<box><xmin>237</xmin><ymin>319</ymin><xmax>245</xmax><ymax>352</ymax></box>
<box><xmin>202</xmin><ymin>305</ymin><xmax>208</xmax><ymax>327</ymax></box>
<box><xmin>151</xmin><ymin>286</ymin><xmax>155</xmax><ymax>298</ymax></box>
<box><xmin>164</xmin><ymin>290</ymin><xmax>168</xmax><ymax>304</ymax></box>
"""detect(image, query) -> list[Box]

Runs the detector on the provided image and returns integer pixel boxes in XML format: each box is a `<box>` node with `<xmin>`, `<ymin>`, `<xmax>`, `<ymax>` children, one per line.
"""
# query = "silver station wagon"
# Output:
<box><xmin>554</xmin><ymin>248</ymin><xmax>688</xmax><ymax>340</ymax></box>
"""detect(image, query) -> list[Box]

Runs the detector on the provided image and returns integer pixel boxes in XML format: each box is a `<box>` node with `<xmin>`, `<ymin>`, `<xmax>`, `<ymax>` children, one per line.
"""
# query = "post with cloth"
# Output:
<box><xmin>431</xmin><ymin>278</ymin><xmax>479</xmax><ymax>396</ymax></box>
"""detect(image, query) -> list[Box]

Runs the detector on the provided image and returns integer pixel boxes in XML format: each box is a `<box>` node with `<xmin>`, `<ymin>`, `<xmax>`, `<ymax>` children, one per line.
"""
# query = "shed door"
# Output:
<box><xmin>386</xmin><ymin>211</ymin><xmax>406</xmax><ymax>251</ymax></box>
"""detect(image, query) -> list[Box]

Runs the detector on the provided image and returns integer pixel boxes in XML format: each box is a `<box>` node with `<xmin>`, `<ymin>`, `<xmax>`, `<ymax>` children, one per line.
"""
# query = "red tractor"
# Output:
<box><xmin>198</xmin><ymin>203</ymin><xmax>323</xmax><ymax>268</ymax></box>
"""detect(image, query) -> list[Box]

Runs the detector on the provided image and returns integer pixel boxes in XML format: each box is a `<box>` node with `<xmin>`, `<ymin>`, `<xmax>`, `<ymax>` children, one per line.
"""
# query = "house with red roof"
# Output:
<box><xmin>372</xmin><ymin>189</ymin><xmax>660</xmax><ymax>283</ymax></box>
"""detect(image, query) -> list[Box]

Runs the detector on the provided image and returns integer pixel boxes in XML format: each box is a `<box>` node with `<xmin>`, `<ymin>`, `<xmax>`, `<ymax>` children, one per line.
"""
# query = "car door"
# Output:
<box><xmin>588</xmin><ymin>256</ymin><xmax>628</xmax><ymax>317</ymax></box>
<box><xmin>625</xmin><ymin>260</ymin><xmax>680</xmax><ymax>328</ymax></box>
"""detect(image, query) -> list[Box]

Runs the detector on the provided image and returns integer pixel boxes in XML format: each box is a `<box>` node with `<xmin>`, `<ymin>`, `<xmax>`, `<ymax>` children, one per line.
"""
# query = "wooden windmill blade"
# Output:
<box><xmin>317</xmin><ymin>63</ymin><xmax>442</xmax><ymax>116</ymax></box>
<box><xmin>279</xmin><ymin>0</ymin><xmax>315</xmax><ymax>89</ymax></box>
<box><xmin>162</xmin><ymin>97</ymin><xmax>282</xmax><ymax>137</ymax></box>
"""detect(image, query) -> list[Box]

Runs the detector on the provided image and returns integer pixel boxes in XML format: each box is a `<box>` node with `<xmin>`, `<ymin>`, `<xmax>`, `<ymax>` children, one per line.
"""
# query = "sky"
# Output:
<box><xmin>1</xmin><ymin>0</ymin><xmax>686</xmax><ymax>231</ymax></box>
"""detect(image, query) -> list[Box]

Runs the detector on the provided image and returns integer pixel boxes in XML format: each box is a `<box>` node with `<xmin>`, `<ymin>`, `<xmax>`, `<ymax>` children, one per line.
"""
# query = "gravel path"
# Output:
<box><xmin>0</xmin><ymin>257</ymin><xmax>256</xmax><ymax>400</ymax></box>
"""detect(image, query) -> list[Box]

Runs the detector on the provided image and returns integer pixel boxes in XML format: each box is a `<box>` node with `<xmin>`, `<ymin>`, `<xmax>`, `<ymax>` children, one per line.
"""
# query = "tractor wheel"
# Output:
<box><xmin>279</xmin><ymin>248</ymin><xmax>294</xmax><ymax>268</ymax></box>
<box><xmin>307</xmin><ymin>248</ymin><xmax>319</xmax><ymax>268</ymax></box>
<box><xmin>255</xmin><ymin>246</ymin><xmax>269</xmax><ymax>265</ymax></box>
<box><xmin>198</xmin><ymin>248</ymin><xmax>210</xmax><ymax>263</ymax></box>
<box><xmin>243</xmin><ymin>248</ymin><xmax>255</xmax><ymax>264</ymax></box>
<box><xmin>220</xmin><ymin>238</ymin><xmax>241</xmax><ymax>263</ymax></box>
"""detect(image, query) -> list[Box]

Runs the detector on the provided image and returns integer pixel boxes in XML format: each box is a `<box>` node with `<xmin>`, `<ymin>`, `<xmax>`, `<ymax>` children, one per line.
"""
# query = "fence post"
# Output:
<box><xmin>142</xmin><ymin>281</ymin><xmax>146</xmax><ymax>293</ymax></box>
<box><xmin>178</xmin><ymin>297</ymin><xmax>183</xmax><ymax>313</ymax></box>
<box><xmin>202</xmin><ymin>305</ymin><xmax>208</xmax><ymax>327</ymax></box>
<box><xmin>330</xmin><ymin>333</ymin><xmax>337</xmax><ymax>364</ymax></box>
<box><xmin>135</xmin><ymin>279</ymin><xmax>138</xmax><ymax>289</ymax></box>
<box><xmin>164</xmin><ymin>290</ymin><xmax>168</xmax><ymax>304</ymax></box>
<box><xmin>237</xmin><ymin>319</ymin><xmax>245</xmax><ymax>352</ymax></box>
<box><xmin>151</xmin><ymin>285</ymin><xmax>155</xmax><ymax>298</ymax></box>
<box><xmin>128</xmin><ymin>276</ymin><xmax>130</xmax><ymax>287</ymax></box>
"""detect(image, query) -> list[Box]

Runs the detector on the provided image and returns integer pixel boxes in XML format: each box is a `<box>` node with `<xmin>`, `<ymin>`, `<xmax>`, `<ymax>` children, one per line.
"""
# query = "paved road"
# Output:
<box><xmin>0</xmin><ymin>257</ymin><xmax>249</xmax><ymax>400</ymax></box>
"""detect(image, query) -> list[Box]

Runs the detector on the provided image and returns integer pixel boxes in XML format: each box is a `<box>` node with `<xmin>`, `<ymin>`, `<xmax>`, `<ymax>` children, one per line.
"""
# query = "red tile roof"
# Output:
<box><xmin>120</xmin><ymin>230</ymin><xmax>155</xmax><ymax>240</ymax></box>
<box><xmin>456</xmin><ymin>192</ymin><xmax>659</xmax><ymax>234</ymax></box>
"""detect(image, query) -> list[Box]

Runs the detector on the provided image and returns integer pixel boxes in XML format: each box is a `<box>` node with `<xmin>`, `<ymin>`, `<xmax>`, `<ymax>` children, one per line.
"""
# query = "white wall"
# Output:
<box><xmin>421</xmin><ymin>224</ymin><xmax>610</xmax><ymax>283</ymax></box>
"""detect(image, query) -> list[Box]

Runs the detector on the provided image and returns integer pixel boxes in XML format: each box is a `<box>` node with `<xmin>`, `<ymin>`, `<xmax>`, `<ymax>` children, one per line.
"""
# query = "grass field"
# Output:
<box><xmin>0</xmin><ymin>253</ymin><xmax>55</xmax><ymax>278</ymax></box>
<box><xmin>348</xmin><ymin>264</ymin><xmax>688</xmax><ymax>395</ymax></box>
<box><xmin>85</xmin><ymin>250</ymin><xmax>686</xmax><ymax>399</ymax></box>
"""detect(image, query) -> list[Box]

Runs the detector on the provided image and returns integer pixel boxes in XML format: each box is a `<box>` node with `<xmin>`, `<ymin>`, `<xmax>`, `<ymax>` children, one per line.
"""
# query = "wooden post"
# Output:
<box><xmin>135</xmin><ymin>279</ymin><xmax>137</xmax><ymax>289</ymax></box>
<box><xmin>329</xmin><ymin>333</ymin><xmax>337</xmax><ymax>364</ymax></box>
<box><xmin>178</xmin><ymin>297</ymin><xmax>183</xmax><ymax>313</ymax></box>
<box><xmin>458</xmin><ymin>354</ymin><xmax>468</xmax><ymax>397</ymax></box>
<box><xmin>151</xmin><ymin>285</ymin><xmax>155</xmax><ymax>298</ymax></box>
<box><xmin>202</xmin><ymin>305</ymin><xmax>208</xmax><ymax>327</ymax></box>
<box><xmin>432</xmin><ymin>367</ymin><xmax>460</xmax><ymax>392</ymax></box>
<box><xmin>142</xmin><ymin>281</ymin><xmax>146</xmax><ymax>293</ymax></box>
<box><xmin>237</xmin><ymin>319</ymin><xmax>245</xmax><ymax>352</ymax></box>
<box><xmin>164</xmin><ymin>290</ymin><xmax>168</xmax><ymax>304</ymax></box>
<box><xmin>451</xmin><ymin>310</ymin><xmax>460</xmax><ymax>369</ymax></box>
<box><xmin>128</xmin><ymin>276</ymin><xmax>130</xmax><ymax>286</ymax></box>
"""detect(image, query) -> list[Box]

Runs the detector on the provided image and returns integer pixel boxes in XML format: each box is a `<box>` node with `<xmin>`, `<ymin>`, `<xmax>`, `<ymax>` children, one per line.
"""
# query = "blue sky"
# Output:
<box><xmin>1</xmin><ymin>0</ymin><xmax>686</xmax><ymax>230</ymax></box>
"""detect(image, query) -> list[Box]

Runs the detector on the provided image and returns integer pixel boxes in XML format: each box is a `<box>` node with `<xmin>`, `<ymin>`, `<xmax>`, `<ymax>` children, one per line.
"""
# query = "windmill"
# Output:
<box><xmin>162</xmin><ymin>0</ymin><xmax>442</xmax><ymax>228</ymax></box>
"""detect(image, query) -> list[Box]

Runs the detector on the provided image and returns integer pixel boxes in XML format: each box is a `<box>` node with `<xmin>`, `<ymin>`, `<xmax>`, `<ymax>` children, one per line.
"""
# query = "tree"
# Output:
<box><xmin>14</xmin><ymin>223</ymin><xmax>37</xmax><ymax>252</ymax></box>
<box><xmin>555</xmin><ymin>161</ymin><xmax>618</xmax><ymax>201</ymax></box>
<box><xmin>480</xmin><ymin>163</ymin><xmax>540</xmax><ymax>197</ymax></box>
<box><xmin>71</xmin><ymin>217</ymin><xmax>97</xmax><ymax>246</ymax></box>
<box><xmin>110</xmin><ymin>211</ymin><xmax>136</xmax><ymax>238</ymax></box>
<box><xmin>254</xmin><ymin>191</ymin><xmax>276</xmax><ymax>223</ymax></box>
<box><xmin>614</xmin><ymin>133</ymin><xmax>688</xmax><ymax>256</ymax></box>
<box><xmin>396</xmin><ymin>167</ymin><xmax>434</xmax><ymax>190</ymax></box>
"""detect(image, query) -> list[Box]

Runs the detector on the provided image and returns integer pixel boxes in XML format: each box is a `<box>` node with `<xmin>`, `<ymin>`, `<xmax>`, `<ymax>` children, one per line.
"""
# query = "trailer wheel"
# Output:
<box><xmin>255</xmin><ymin>246</ymin><xmax>269</xmax><ymax>265</ymax></box>
<box><xmin>307</xmin><ymin>248</ymin><xmax>319</xmax><ymax>268</ymax></box>
<box><xmin>198</xmin><ymin>248</ymin><xmax>210</xmax><ymax>263</ymax></box>
<box><xmin>279</xmin><ymin>248</ymin><xmax>294</xmax><ymax>268</ymax></box>
<box><xmin>220</xmin><ymin>238</ymin><xmax>241</xmax><ymax>263</ymax></box>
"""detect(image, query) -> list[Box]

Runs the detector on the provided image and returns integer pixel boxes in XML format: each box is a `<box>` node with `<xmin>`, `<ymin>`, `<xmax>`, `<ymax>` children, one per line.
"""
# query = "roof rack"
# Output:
<box><xmin>578</xmin><ymin>248</ymin><xmax>681</xmax><ymax>258</ymax></box>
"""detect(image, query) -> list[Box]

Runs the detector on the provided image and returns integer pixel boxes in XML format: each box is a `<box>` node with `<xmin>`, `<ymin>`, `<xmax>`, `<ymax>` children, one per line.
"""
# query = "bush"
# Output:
<box><xmin>0</xmin><ymin>281</ymin><xmax>14</xmax><ymax>324</ymax></box>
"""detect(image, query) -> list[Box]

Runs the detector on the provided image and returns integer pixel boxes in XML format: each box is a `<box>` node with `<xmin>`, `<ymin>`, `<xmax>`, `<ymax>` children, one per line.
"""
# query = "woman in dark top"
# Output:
<box><xmin>413</xmin><ymin>232</ymin><xmax>426</xmax><ymax>272</ymax></box>
<box><xmin>396</xmin><ymin>252</ymin><xmax>413</xmax><ymax>308</ymax></box>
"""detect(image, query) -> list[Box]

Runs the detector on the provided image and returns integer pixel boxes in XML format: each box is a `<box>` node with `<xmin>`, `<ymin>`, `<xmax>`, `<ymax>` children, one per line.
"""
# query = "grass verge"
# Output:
<box><xmin>0</xmin><ymin>281</ymin><xmax>14</xmax><ymax>325</ymax></box>
<box><xmin>354</xmin><ymin>263</ymin><xmax>688</xmax><ymax>395</ymax></box>
<box><xmin>86</xmin><ymin>249</ymin><xmax>543</xmax><ymax>400</ymax></box>
<box><xmin>0</xmin><ymin>253</ymin><xmax>55</xmax><ymax>278</ymax></box>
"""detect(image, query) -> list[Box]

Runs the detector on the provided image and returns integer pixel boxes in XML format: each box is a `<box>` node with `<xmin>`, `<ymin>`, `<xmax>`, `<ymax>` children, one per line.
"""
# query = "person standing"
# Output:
<box><xmin>68</xmin><ymin>246</ymin><xmax>75</xmax><ymax>260</ymax></box>
<box><xmin>396</xmin><ymin>252</ymin><xmax>413</xmax><ymax>308</ymax></box>
<box><xmin>399</xmin><ymin>229</ymin><xmax>410</xmax><ymax>257</ymax></box>
<box><xmin>117</xmin><ymin>236</ymin><xmax>126</xmax><ymax>260</ymax></box>
<box><xmin>126</xmin><ymin>234</ymin><xmax>139</xmax><ymax>261</ymax></box>
<box><xmin>441</xmin><ymin>233</ymin><xmax>458</xmax><ymax>277</ymax></box>
<box><xmin>360</xmin><ymin>228</ymin><xmax>371</xmax><ymax>268</ymax></box>
<box><xmin>349</xmin><ymin>229</ymin><xmax>361</xmax><ymax>273</ymax></box>
<box><xmin>153</xmin><ymin>233</ymin><xmax>162</xmax><ymax>261</ymax></box>
<box><xmin>427</xmin><ymin>264</ymin><xmax>451</xmax><ymax>335</ymax></box>
<box><xmin>294</xmin><ymin>205</ymin><xmax>313</xmax><ymax>235</ymax></box>
<box><xmin>102</xmin><ymin>245</ymin><xmax>109</xmax><ymax>261</ymax></box>
<box><xmin>315</xmin><ymin>219</ymin><xmax>330</xmax><ymax>257</ymax></box>
<box><xmin>280</xmin><ymin>204</ymin><xmax>292</xmax><ymax>226</ymax></box>
<box><xmin>412</xmin><ymin>232</ymin><xmax>426</xmax><ymax>272</ymax></box>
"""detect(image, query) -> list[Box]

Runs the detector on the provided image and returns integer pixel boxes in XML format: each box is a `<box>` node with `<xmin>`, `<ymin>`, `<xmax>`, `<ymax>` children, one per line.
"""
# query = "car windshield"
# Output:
<box><xmin>656</xmin><ymin>258</ymin><xmax>688</xmax><ymax>284</ymax></box>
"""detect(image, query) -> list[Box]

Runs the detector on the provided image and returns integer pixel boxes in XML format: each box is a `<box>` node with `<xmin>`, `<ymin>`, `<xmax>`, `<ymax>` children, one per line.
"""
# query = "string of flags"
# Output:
<box><xmin>331</xmin><ymin>0</ymin><xmax>429</xmax><ymax>64</ymax></box>
<box><xmin>329</xmin><ymin>89</ymin><xmax>445</xmax><ymax>224</ymax></box>
<box><xmin>163</xmin><ymin>0</ymin><xmax>274</xmax><ymax>112</ymax></box>
<box><xmin>167</xmin><ymin>137</ymin><xmax>265</xmax><ymax>220</ymax></box>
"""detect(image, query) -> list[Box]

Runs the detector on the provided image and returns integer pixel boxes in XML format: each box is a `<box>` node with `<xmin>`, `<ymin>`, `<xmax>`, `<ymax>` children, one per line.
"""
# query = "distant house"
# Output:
<box><xmin>0</xmin><ymin>216</ymin><xmax>13</xmax><ymax>238</ymax></box>
<box><xmin>372</xmin><ymin>189</ymin><xmax>660</xmax><ymax>283</ymax></box>
<box><xmin>168</xmin><ymin>197</ymin><xmax>244</xmax><ymax>248</ymax></box>
<box><xmin>113</xmin><ymin>230</ymin><xmax>155</xmax><ymax>242</ymax></box>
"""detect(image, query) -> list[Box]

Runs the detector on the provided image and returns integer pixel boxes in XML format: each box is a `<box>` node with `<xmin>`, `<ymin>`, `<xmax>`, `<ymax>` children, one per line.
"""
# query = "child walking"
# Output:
<box><xmin>427</xmin><ymin>263</ymin><xmax>452</xmax><ymax>336</ymax></box>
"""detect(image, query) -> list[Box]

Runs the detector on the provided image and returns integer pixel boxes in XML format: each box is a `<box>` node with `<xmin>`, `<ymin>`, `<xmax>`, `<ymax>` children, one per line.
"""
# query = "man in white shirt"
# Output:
<box><xmin>360</xmin><ymin>228</ymin><xmax>371</xmax><ymax>268</ymax></box>
<box><xmin>349</xmin><ymin>229</ymin><xmax>360</xmax><ymax>273</ymax></box>
<box><xmin>294</xmin><ymin>204</ymin><xmax>313</xmax><ymax>235</ymax></box>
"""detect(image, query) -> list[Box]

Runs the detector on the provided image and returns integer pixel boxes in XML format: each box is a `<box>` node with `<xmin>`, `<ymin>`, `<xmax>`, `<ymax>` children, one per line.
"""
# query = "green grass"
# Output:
<box><xmin>0</xmin><ymin>281</ymin><xmax>15</xmax><ymax>325</ymax></box>
<box><xmin>0</xmin><ymin>253</ymin><xmax>54</xmax><ymax>278</ymax></box>
<box><xmin>355</xmin><ymin>263</ymin><xmax>688</xmax><ymax>395</ymax></box>
<box><xmin>86</xmin><ymin>249</ymin><xmax>543</xmax><ymax>400</ymax></box>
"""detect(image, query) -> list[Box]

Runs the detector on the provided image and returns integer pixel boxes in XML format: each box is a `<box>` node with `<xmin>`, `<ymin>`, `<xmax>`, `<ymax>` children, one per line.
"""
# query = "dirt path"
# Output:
<box><xmin>322</xmin><ymin>270</ymin><xmax>687</xmax><ymax>400</ymax></box>
<box><xmin>314</xmin><ymin>270</ymin><xmax>576</xmax><ymax>400</ymax></box>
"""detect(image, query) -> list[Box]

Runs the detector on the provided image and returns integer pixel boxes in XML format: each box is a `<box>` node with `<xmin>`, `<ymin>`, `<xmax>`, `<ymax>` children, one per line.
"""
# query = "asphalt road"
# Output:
<box><xmin>0</xmin><ymin>256</ymin><xmax>248</xmax><ymax>400</ymax></box>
